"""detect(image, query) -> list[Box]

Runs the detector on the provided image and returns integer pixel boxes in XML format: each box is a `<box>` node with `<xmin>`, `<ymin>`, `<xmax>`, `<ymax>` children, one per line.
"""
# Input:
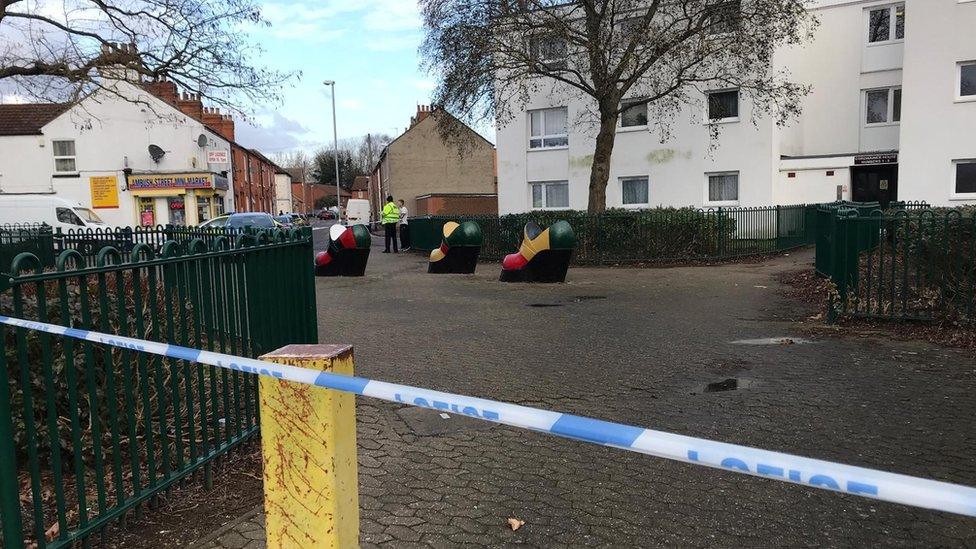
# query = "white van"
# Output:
<box><xmin>0</xmin><ymin>195</ymin><xmax>110</xmax><ymax>231</ymax></box>
<box><xmin>345</xmin><ymin>199</ymin><xmax>370</xmax><ymax>225</ymax></box>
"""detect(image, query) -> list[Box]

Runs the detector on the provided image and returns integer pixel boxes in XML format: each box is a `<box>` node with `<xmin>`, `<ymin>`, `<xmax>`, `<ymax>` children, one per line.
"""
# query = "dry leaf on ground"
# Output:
<box><xmin>507</xmin><ymin>517</ymin><xmax>525</xmax><ymax>531</ymax></box>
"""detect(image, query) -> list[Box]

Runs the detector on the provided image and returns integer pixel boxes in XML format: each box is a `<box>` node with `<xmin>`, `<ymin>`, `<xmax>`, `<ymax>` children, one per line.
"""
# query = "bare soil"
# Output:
<box><xmin>96</xmin><ymin>443</ymin><xmax>263</xmax><ymax>548</ymax></box>
<box><xmin>777</xmin><ymin>267</ymin><xmax>976</xmax><ymax>353</ymax></box>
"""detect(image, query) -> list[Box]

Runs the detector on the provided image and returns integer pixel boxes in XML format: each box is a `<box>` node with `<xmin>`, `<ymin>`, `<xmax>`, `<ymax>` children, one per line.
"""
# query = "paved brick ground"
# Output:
<box><xmin>195</xmin><ymin>228</ymin><xmax>976</xmax><ymax>547</ymax></box>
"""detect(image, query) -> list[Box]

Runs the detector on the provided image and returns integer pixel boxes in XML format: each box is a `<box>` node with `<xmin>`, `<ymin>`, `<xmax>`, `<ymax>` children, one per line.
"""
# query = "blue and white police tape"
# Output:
<box><xmin>1</xmin><ymin>314</ymin><xmax>975</xmax><ymax>518</ymax></box>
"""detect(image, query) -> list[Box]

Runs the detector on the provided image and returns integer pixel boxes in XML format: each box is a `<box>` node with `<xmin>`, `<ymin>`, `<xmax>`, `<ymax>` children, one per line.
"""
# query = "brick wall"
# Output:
<box><xmin>415</xmin><ymin>194</ymin><xmax>498</xmax><ymax>216</ymax></box>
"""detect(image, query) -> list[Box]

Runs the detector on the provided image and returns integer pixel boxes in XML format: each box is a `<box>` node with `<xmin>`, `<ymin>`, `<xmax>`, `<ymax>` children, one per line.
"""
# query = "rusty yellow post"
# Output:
<box><xmin>258</xmin><ymin>344</ymin><xmax>359</xmax><ymax>548</ymax></box>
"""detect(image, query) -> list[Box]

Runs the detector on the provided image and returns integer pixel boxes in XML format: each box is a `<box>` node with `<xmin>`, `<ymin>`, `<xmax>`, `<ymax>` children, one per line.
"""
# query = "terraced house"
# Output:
<box><xmin>495</xmin><ymin>0</ymin><xmax>976</xmax><ymax>214</ymax></box>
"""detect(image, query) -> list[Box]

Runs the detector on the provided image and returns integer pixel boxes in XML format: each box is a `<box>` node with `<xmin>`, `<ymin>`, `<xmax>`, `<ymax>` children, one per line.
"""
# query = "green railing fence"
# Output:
<box><xmin>0</xmin><ymin>226</ymin><xmax>317</xmax><ymax>548</ymax></box>
<box><xmin>0</xmin><ymin>224</ymin><xmax>56</xmax><ymax>271</ymax></box>
<box><xmin>819</xmin><ymin>207</ymin><xmax>976</xmax><ymax>322</ymax></box>
<box><xmin>410</xmin><ymin>205</ymin><xmax>819</xmax><ymax>264</ymax></box>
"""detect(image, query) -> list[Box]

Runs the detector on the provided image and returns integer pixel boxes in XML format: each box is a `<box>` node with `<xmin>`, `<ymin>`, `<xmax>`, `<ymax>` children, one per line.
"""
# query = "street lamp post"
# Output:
<box><xmin>324</xmin><ymin>80</ymin><xmax>341</xmax><ymax>219</ymax></box>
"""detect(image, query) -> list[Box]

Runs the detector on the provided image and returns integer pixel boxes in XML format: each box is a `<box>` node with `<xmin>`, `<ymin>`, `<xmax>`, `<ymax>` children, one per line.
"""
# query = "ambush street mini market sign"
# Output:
<box><xmin>127</xmin><ymin>172</ymin><xmax>229</xmax><ymax>191</ymax></box>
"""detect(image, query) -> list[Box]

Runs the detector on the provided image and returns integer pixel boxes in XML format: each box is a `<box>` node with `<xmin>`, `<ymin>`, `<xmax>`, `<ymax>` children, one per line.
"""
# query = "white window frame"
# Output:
<box><xmin>52</xmin><ymin>139</ymin><xmax>77</xmax><ymax>174</ymax></box>
<box><xmin>957</xmin><ymin>61</ymin><xmax>976</xmax><ymax>102</ymax></box>
<box><xmin>528</xmin><ymin>34</ymin><xmax>568</xmax><ymax>71</ymax></box>
<box><xmin>705</xmin><ymin>0</ymin><xmax>741</xmax><ymax>36</ymax></box>
<box><xmin>863</xmin><ymin>87</ymin><xmax>901</xmax><ymax>126</ymax></box>
<box><xmin>529</xmin><ymin>180</ymin><xmax>570</xmax><ymax>210</ymax></box>
<box><xmin>619</xmin><ymin>98</ymin><xmax>648</xmax><ymax>131</ymax></box>
<box><xmin>950</xmin><ymin>159</ymin><xmax>976</xmax><ymax>200</ymax></box>
<box><xmin>528</xmin><ymin>107</ymin><xmax>569</xmax><ymax>150</ymax></box>
<box><xmin>865</xmin><ymin>3</ymin><xmax>905</xmax><ymax>46</ymax></box>
<box><xmin>704</xmin><ymin>171</ymin><xmax>740</xmax><ymax>207</ymax></box>
<box><xmin>619</xmin><ymin>176</ymin><xmax>650</xmax><ymax>208</ymax></box>
<box><xmin>705</xmin><ymin>89</ymin><xmax>740</xmax><ymax>124</ymax></box>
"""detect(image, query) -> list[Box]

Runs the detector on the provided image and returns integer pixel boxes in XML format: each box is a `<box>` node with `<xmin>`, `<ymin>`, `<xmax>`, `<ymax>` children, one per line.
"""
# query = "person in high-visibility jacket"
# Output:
<box><xmin>381</xmin><ymin>195</ymin><xmax>400</xmax><ymax>253</ymax></box>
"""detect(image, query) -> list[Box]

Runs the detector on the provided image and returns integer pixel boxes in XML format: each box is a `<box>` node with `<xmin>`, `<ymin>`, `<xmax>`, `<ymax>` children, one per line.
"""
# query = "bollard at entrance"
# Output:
<box><xmin>259</xmin><ymin>345</ymin><xmax>359</xmax><ymax>548</ymax></box>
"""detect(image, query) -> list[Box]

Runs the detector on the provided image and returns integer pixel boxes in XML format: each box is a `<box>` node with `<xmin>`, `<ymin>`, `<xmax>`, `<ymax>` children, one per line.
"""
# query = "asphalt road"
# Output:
<box><xmin>299</xmin><ymin>243</ymin><xmax>976</xmax><ymax>547</ymax></box>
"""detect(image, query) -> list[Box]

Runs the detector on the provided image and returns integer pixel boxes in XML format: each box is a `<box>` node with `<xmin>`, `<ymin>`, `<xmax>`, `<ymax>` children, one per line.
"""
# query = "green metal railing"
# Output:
<box><xmin>0</xmin><ymin>226</ymin><xmax>317</xmax><ymax>548</ymax></box>
<box><xmin>0</xmin><ymin>224</ymin><xmax>56</xmax><ymax>271</ymax></box>
<box><xmin>409</xmin><ymin>205</ymin><xmax>819</xmax><ymax>264</ymax></box>
<box><xmin>822</xmin><ymin>208</ymin><xmax>976</xmax><ymax>322</ymax></box>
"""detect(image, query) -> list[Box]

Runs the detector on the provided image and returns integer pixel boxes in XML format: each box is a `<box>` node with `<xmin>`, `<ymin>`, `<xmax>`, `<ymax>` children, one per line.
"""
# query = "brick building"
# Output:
<box><xmin>369</xmin><ymin>106</ymin><xmax>497</xmax><ymax>218</ymax></box>
<box><xmin>143</xmin><ymin>78</ymin><xmax>278</xmax><ymax>214</ymax></box>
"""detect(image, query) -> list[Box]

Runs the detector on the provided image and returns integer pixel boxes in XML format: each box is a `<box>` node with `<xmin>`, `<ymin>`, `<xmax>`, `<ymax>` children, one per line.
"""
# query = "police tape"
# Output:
<box><xmin>1</xmin><ymin>314</ymin><xmax>974</xmax><ymax>519</ymax></box>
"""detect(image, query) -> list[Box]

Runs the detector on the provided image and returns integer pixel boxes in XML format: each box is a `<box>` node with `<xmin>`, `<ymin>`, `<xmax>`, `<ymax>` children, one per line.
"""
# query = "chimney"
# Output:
<box><xmin>177</xmin><ymin>91</ymin><xmax>204</xmax><ymax>121</ymax></box>
<box><xmin>411</xmin><ymin>104</ymin><xmax>433</xmax><ymax>128</ymax></box>
<box><xmin>143</xmin><ymin>76</ymin><xmax>179</xmax><ymax>105</ymax></box>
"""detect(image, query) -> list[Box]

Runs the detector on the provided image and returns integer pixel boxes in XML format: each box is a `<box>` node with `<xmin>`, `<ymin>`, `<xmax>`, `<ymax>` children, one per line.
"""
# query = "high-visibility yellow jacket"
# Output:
<box><xmin>382</xmin><ymin>202</ymin><xmax>400</xmax><ymax>224</ymax></box>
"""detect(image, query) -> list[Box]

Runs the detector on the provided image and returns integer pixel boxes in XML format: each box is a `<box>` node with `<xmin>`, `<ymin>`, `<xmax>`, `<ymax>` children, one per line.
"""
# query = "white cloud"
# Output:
<box><xmin>235</xmin><ymin>110</ymin><xmax>313</xmax><ymax>153</ymax></box>
<box><xmin>340</xmin><ymin>98</ymin><xmax>362</xmax><ymax>110</ymax></box>
<box><xmin>412</xmin><ymin>79</ymin><xmax>436</xmax><ymax>91</ymax></box>
<box><xmin>258</xmin><ymin>0</ymin><xmax>420</xmax><ymax>45</ymax></box>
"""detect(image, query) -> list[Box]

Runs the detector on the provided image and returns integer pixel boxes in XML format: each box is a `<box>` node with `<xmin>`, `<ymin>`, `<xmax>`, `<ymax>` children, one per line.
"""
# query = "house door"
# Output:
<box><xmin>851</xmin><ymin>165</ymin><xmax>898</xmax><ymax>208</ymax></box>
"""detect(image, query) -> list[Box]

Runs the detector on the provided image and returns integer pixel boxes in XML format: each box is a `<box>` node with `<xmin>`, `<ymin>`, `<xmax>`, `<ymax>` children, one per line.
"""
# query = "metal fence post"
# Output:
<box><xmin>0</xmin><ymin>325</ymin><xmax>26</xmax><ymax>549</ymax></box>
<box><xmin>259</xmin><ymin>345</ymin><xmax>359</xmax><ymax>548</ymax></box>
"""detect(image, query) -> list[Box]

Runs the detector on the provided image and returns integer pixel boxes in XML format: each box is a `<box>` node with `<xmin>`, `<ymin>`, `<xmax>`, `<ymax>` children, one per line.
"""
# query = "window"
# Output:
<box><xmin>530</xmin><ymin>181</ymin><xmax>569</xmax><ymax>209</ymax></box>
<box><xmin>55</xmin><ymin>207</ymin><xmax>84</xmax><ymax>226</ymax></box>
<box><xmin>705</xmin><ymin>0</ymin><xmax>741</xmax><ymax>35</ymax></box>
<box><xmin>620</xmin><ymin>99</ymin><xmax>648</xmax><ymax>128</ymax></box>
<box><xmin>865</xmin><ymin>87</ymin><xmax>900</xmax><ymax>125</ymax></box>
<box><xmin>959</xmin><ymin>62</ymin><xmax>976</xmax><ymax>100</ymax></box>
<box><xmin>618</xmin><ymin>17</ymin><xmax>644</xmax><ymax>39</ymax></box>
<box><xmin>529</xmin><ymin>107</ymin><xmax>569</xmax><ymax>149</ymax></box>
<box><xmin>707</xmin><ymin>89</ymin><xmax>739</xmax><ymax>122</ymax></box>
<box><xmin>954</xmin><ymin>160</ymin><xmax>976</xmax><ymax>196</ymax></box>
<box><xmin>529</xmin><ymin>35</ymin><xmax>568</xmax><ymax>70</ymax></box>
<box><xmin>706</xmin><ymin>172</ymin><xmax>739</xmax><ymax>204</ymax></box>
<box><xmin>868</xmin><ymin>4</ymin><xmax>904</xmax><ymax>43</ymax></box>
<box><xmin>620</xmin><ymin>177</ymin><xmax>649</xmax><ymax>206</ymax></box>
<box><xmin>52</xmin><ymin>140</ymin><xmax>76</xmax><ymax>173</ymax></box>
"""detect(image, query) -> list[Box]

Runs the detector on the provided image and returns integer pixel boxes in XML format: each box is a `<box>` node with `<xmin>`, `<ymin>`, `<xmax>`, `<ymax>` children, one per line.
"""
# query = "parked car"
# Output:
<box><xmin>200</xmin><ymin>212</ymin><xmax>279</xmax><ymax>229</ymax></box>
<box><xmin>289</xmin><ymin>213</ymin><xmax>309</xmax><ymax>226</ymax></box>
<box><xmin>274</xmin><ymin>215</ymin><xmax>294</xmax><ymax>228</ymax></box>
<box><xmin>317</xmin><ymin>210</ymin><xmax>335</xmax><ymax>220</ymax></box>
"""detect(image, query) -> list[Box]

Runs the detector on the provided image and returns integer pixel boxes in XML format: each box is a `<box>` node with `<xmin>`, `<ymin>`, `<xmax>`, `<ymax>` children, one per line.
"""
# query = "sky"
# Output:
<box><xmin>233</xmin><ymin>0</ymin><xmax>459</xmax><ymax>156</ymax></box>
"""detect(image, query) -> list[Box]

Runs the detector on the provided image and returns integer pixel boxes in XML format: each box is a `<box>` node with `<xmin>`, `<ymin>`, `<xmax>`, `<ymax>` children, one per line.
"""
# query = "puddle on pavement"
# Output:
<box><xmin>694</xmin><ymin>377</ymin><xmax>756</xmax><ymax>395</ymax></box>
<box><xmin>730</xmin><ymin>337</ymin><xmax>813</xmax><ymax>346</ymax></box>
<box><xmin>705</xmin><ymin>378</ymin><xmax>738</xmax><ymax>393</ymax></box>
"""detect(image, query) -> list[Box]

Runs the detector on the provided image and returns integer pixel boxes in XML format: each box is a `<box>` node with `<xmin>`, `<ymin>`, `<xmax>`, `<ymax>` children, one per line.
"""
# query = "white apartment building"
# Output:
<box><xmin>496</xmin><ymin>0</ymin><xmax>976</xmax><ymax>214</ymax></box>
<box><xmin>0</xmin><ymin>80</ymin><xmax>235</xmax><ymax>227</ymax></box>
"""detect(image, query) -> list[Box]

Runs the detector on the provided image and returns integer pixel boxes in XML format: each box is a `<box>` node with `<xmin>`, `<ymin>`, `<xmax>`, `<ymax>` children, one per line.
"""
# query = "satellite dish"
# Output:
<box><xmin>197</xmin><ymin>134</ymin><xmax>208</xmax><ymax>148</ymax></box>
<box><xmin>148</xmin><ymin>144</ymin><xmax>166</xmax><ymax>163</ymax></box>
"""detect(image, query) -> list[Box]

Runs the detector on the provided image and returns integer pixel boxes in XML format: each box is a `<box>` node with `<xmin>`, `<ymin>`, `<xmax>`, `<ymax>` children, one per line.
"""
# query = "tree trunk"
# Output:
<box><xmin>587</xmin><ymin>109</ymin><xmax>619</xmax><ymax>213</ymax></box>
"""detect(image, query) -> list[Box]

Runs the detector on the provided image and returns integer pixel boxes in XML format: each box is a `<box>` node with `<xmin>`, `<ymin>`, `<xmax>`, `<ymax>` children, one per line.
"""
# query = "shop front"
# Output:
<box><xmin>126</xmin><ymin>172</ymin><xmax>229</xmax><ymax>226</ymax></box>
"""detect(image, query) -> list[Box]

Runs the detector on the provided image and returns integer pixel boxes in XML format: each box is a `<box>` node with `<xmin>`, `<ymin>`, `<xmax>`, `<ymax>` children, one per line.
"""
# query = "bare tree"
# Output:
<box><xmin>273</xmin><ymin>150</ymin><xmax>314</xmax><ymax>181</ymax></box>
<box><xmin>0</xmin><ymin>0</ymin><xmax>294</xmax><ymax>111</ymax></box>
<box><xmin>420</xmin><ymin>0</ymin><xmax>817</xmax><ymax>212</ymax></box>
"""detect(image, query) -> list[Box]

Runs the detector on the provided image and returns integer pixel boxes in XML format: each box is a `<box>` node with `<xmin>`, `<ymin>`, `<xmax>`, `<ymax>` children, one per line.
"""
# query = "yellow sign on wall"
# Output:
<box><xmin>90</xmin><ymin>176</ymin><xmax>119</xmax><ymax>209</ymax></box>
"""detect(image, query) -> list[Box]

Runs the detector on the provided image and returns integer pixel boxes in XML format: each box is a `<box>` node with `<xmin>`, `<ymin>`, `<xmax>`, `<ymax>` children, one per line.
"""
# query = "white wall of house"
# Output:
<box><xmin>899</xmin><ymin>0</ymin><xmax>976</xmax><ymax>206</ymax></box>
<box><xmin>496</xmin><ymin>81</ymin><xmax>777</xmax><ymax>214</ymax></box>
<box><xmin>496</xmin><ymin>0</ymin><xmax>976</xmax><ymax>213</ymax></box>
<box><xmin>274</xmin><ymin>173</ymin><xmax>293</xmax><ymax>214</ymax></box>
<box><xmin>0</xmin><ymin>81</ymin><xmax>235</xmax><ymax>227</ymax></box>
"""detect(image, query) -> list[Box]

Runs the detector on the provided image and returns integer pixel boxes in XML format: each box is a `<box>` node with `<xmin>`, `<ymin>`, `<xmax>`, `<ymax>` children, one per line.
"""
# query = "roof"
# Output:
<box><xmin>0</xmin><ymin>103</ymin><xmax>70</xmax><ymax>136</ymax></box>
<box><xmin>351</xmin><ymin>176</ymin><xmax>369</xmax><ymax>191</ymax></box>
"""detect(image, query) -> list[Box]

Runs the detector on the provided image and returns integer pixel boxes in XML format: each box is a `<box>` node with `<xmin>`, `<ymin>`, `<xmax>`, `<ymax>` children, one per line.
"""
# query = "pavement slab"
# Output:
<box><xmin>193</xmin><ymin>231</ymin><xmax>976</xmax><ymax>547</ymax></box>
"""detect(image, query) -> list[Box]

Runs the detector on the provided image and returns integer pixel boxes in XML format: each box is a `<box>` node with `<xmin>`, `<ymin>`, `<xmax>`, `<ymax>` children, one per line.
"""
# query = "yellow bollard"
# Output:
<box><xmin>259</xmin><ymin>345</ymin><xmax>359</xmax><ymax>548</ymax></box>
